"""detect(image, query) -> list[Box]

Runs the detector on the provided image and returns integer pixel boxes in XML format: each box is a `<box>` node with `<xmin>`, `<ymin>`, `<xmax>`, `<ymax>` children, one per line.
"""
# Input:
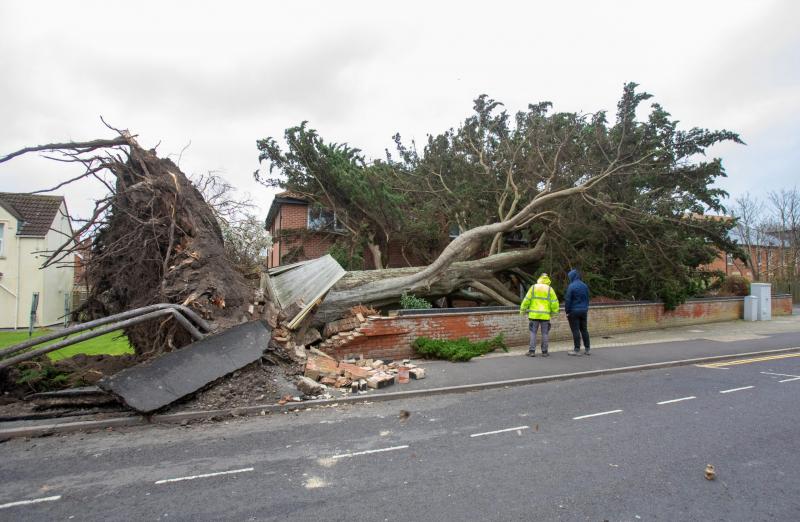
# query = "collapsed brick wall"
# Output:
<box><xmin>320</xmin><ymin>296</ymin><xmax>794</xmax><ymax>361</ymax></box>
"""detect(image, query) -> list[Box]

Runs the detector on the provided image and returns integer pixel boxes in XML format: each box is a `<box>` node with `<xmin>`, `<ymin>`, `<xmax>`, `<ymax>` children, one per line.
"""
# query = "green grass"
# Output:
<box><xmin>0</xmin><ymin>328</ymin><xmax>134</xmax><ymax>361</ymax></box>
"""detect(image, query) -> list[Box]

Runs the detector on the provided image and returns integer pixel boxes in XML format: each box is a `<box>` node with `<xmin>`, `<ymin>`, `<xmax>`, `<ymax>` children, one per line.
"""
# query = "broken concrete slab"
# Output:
<box><xmin>296</xmin><ymin>376</ymin><xmax>324</xmax><ymax>396</ymax></box>
<box><xmin>98</xmin><ymin>321</ymin><xmax>271</xmax><ymax>413</ymax></box>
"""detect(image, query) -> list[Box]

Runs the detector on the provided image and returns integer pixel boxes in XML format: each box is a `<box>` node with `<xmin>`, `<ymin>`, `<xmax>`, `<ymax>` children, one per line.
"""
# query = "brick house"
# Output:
<box><xmin>264</xmin><ymin>192</ymin><xmax>420</xmax><ymax>269</ymax></box>
<box><xmin>705</xmin><ymin>226</ymin><xmax>798</xmax><ymax>282</ymax></box>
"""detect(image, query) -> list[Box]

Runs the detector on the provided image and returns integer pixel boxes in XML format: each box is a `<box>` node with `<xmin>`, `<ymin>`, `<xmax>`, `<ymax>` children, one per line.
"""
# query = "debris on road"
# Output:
<box><xmin>705</xmin><ymin>464</ymin><xmax>716</xmax><ymax>480</ymax></box>
<box><xmin>98</xmin><ymin>320</ymin><xmax>272</xmax><ymax>413</ymax></box>
<box><xmin>294</xmin><ymin>352</ymin><xmax>427</xmax><ymax>396</ymax></box>
<box><xmin>296</xmin><ymin>376</ymin><xmax>325</xmax><ymax>396</ymax></box>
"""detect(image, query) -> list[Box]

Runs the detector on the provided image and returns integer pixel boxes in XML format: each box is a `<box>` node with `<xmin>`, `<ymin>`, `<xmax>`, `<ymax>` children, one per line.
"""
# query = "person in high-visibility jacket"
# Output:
<box><xmin>519</xmin><ymin>273</ymin><xmax>560</xmax><ymax>357</ymax></box>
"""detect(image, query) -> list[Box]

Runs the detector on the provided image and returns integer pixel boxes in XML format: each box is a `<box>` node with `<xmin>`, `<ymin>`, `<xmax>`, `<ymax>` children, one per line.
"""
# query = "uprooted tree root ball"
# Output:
<box><xmin>0</xmin><ymin>130</ymin><xmax>254</xmax><ymax>356</ymax></box>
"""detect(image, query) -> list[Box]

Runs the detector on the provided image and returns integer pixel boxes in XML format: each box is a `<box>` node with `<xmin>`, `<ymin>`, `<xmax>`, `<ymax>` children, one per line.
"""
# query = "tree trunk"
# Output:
<box><xmin>316</xmin><ymin>236</ymin><xmax>546</xmax><ymax>322</ymax></box>
<box><xmin>366</xmin><ymin>242</ymin><xmax>384</xmax><ymax>270</ymax></box>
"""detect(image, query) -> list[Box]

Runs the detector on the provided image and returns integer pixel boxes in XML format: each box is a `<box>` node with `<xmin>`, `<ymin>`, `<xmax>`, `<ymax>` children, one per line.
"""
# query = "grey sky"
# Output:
<box><xmin>1</xmin><ymin>0</ymin><xmax>798</xmax><ymax>220</ymax></box>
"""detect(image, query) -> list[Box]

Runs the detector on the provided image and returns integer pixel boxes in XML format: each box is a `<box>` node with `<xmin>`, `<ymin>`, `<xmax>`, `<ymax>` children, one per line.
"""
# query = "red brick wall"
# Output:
<box><xmin>321</xmin><ymin>295</ymin><xmax>794</xmax><ymax>361</ymax></box>
<box><xmin>269</xmin><ymin>203</ymin><xmax>337</xmax><ymax>267</ymax></box>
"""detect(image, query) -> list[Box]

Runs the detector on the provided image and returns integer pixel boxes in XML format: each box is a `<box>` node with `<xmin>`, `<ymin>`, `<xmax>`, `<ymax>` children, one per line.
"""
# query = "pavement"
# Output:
<box><xmin>1</xmin><ymin>311</ymin><xmax>798</xmax><ymax>437</ymax></box>
<box><xmin>368</xmin><ymin>311</ymin><xmax>800</xmax><ymax>394</ymax></box>
<box><xmin>2</xmin><ymin>345</ymin><xmax>800</xmax><ymax>520</ymax></box>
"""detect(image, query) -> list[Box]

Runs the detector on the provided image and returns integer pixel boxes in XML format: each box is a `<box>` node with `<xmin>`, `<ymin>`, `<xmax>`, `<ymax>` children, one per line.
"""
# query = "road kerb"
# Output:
<box><xmin>1</xmin><ymin>346</ymin><xmax>799</xmax><ymax>440</ymax></box>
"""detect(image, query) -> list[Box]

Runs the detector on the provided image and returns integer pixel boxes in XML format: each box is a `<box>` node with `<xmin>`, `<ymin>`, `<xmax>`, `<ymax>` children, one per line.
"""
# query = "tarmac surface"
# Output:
<box><xmin>1</xmin><ymin>342</ymin><xmax>799</xmax><ymax>520</ymax></box>
<box><xmin>1</xmin><ymin>312</ymin><xmax>799</xmax><ymax>436</ymax></box>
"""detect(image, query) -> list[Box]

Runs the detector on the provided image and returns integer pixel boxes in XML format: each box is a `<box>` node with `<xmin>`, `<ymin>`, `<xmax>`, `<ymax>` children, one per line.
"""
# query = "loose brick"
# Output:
<box><xmin>367</xmin><ymin>373</ymin><xmax>396</xmax><ymax>389</ymax></box>
<box><xmin>304</xmin><ymin>354</ymin><xmax>339</xmax><ymax>381</ymax></box>
<box><xmin>339</xmin><ymin>362</ymin><xmax>373</xmax><ymax>380</ymax></box>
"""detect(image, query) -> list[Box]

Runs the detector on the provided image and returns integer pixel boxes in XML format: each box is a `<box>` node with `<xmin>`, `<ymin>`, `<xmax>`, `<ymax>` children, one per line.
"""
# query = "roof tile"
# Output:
<box><xmin>0</xmin><ymin>192</ymin><xmax>64</xmax><ymax>236</ymax></box>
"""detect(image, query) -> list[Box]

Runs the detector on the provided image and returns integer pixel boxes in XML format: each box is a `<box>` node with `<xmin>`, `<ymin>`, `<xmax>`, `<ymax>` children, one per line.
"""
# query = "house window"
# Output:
<box><xmin>0</xmin><ymin>222</ymin><xmax>4</xmax><ymax>256</ymax></box>
<box><xmin>448</xmin><ymin>223</ymin><xmax>460</xmax><ymax>239</ymax></box>
<box><xmin>307</xmin><ymin>207</ymin><xmax>343</xmax><ymax>232</ymax></box>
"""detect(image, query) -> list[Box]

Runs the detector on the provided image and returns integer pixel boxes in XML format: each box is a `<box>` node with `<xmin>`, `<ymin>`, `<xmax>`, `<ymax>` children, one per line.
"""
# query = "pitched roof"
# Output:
<box><xmin>0</xmin><ymin>192</ymin><xmax>65</xmax><ymax>236</ymax></box>
<box><xmin>265</xmin><ymin>191</ymin><xmax>308</xmax><ymax>230</ymax></box>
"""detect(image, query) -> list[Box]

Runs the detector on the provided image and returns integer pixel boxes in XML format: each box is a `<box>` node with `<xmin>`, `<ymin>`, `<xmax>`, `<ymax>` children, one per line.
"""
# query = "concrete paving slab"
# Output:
<box><xmin>98</xmin><ymin>321</ymin><xmax>271</xmax><ymax>413</ymax></box>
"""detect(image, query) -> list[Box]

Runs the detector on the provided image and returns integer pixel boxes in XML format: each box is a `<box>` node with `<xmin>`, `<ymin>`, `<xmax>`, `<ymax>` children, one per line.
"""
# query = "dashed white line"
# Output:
<box><xmin>470</xmin><ymin>426</ymin><xmax>529</xmax><ymax>438</ymax></box>
<box><xmin>331</xmin><ymin>445</ymin><xmax>409</xmax><ymax>459</ymax></box>
<box><xmin>779</xmin><ymin>377</ymin><xmax>800</xmax><ymax>383</ymax></box>
<box><xmin>573</xmin><ymin>409</ymin><xmax>623</xmax><ymax>420</ymax></box>
<box><xmin>155</xmin><ymin>467</ymin><xmax>254</xmax><ymax>484</ymax></box>
<box><xmin>0</xmin><ymin>495</ymin><xmax>61</xmax><ymax>509</ymax></box>
<box><xmin>720</xmin><ymin>386</ymin><xmax>754</xmax><ymax>394</ymax></box>
<box><xmin>657</xmin><ymin>396</ymin><xmax>696</xmax><ymax>405</ymax></box>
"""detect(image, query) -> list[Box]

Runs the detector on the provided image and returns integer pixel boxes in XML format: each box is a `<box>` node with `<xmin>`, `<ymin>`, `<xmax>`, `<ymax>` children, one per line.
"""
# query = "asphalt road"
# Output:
<box><xmin>2</xmin><ymin>351</ymin><xmax>800</xmax><ymax>521</ymax></box>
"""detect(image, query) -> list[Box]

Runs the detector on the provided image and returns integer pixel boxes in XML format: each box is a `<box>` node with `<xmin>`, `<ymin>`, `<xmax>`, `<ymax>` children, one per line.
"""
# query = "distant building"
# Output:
<box><xmin>706</xmin><ymin>225</ymin><xmax>798</xmax><ymax>281</ymax></box>
<box><xmin>0</xmin><ymin>193</ymin><xmax>75</xmax><ymax>329</ymax></box>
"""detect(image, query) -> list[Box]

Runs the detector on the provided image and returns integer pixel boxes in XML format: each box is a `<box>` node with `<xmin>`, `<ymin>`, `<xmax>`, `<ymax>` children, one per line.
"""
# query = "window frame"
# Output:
<box><xmin>307</xmin><ymin>206</ymin><xmax>344</xmax><ymax>232</ymax></box>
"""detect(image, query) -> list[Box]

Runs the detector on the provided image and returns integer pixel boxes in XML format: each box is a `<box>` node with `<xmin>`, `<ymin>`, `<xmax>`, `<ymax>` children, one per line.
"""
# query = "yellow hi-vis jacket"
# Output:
<box><xmin>520</xmin><ymin>274</ymin><xmax>560</xmax><ymax>320</ymax></box>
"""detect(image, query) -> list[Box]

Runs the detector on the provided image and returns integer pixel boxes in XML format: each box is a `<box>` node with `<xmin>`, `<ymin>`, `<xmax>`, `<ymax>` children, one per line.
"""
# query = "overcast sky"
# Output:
<box><xmin>1</xmin><ymin>0</ymin><xmax>798</xmax><ymax>220</ymax></box>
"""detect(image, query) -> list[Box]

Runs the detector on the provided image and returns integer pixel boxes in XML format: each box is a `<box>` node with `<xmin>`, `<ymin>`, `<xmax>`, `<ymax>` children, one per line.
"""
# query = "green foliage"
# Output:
<box><xmin>328</xmin><ymin>240</ymin><xmax>365</xmax><ymax>271</ymax></box>
<box><xmin>413</xmin><ymin>334</ymin><xmax>508</xmax><ymax>362</ymax></box>
<box><xmin>719</xmin><ymin>274</ymin><xmax>750</xmax><ymax>296</ymax></box>
<box><xmin>16</xmin><ymin>363</ymin><xmax>78</xmax><ymax>393</ymax></box>
<box><xmin>400</xmin><ymin>292</ymin><xmax>432</xmax><ymax>309</ymax></box>
<box><xmin>256</xmin><ymin>124</ymin><xmax>405</xmax><ymax>267</ymax></box>
<box><xmin>257</xmin><ymin>83</ymin><xmax>743</xmax><ymax>306</ymax></box>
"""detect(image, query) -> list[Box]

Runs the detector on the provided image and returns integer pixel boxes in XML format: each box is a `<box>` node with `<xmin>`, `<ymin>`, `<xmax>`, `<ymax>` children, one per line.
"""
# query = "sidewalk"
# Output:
<box><xmin>370</xmin><ymin>312</ymin><xmax>800</xmax><ymax>394</ymax></box>
<box><xmin>2</xmin><ymin>313</ymin><xmax>797</xmax><ymax>438</ymax></box>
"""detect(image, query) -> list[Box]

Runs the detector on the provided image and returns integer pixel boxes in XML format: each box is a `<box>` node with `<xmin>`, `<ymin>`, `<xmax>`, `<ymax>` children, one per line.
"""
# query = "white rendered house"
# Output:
<box><xmin>0</xmin><ymin>193</ymin><xmax>75</xmax><ymax>329</ymax></box>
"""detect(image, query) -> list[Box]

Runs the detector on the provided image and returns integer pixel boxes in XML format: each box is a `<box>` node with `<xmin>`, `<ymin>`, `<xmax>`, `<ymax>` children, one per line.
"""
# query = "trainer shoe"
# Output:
<box><xmin>567</xmin><ymin>351</ymin><xmax>581</xmax><ymax>356</ymax></box>
<box><xmin>584</xmin><ymin>351</ymin><xmax>591</xmax><ymax>356</ymax></box>
<box><xmin>526</xmin><ymin>351</ymin><xmax>536</xmax><ymax>357</ymax></box>
<box><xmin>541</xmin><ymin>352</ymin><xmax>549</xmax><ymax>357</ymax></box>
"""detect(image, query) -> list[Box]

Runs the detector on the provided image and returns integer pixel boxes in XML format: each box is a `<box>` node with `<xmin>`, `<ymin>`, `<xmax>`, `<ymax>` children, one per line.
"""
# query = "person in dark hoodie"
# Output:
<box><xmin>564</xmin><ymin>268</ymin><xmax>591</xmax><ymax>356</ymax></box>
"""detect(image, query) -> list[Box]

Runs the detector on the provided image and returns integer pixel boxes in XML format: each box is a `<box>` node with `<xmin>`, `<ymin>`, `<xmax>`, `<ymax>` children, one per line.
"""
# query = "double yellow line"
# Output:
<box><xmin>697</xmin><ymin>352</ymin><xmax>800</xmax><ymax>369</ymax></box>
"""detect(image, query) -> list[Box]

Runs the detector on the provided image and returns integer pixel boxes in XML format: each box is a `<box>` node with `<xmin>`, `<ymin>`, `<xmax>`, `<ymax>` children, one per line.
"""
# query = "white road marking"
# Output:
<box><xmin>761</xmin><ymin>371</ymin><xmax>800</xmax><ymax>382</ymax></box>
<box><xmin>720</xmin><ymin>386</ymin><xmax>754</xmax><ymax>394</ymax></box>
<box><xmin>760</xmin><ymin>372</ymin><xmax>800</xmax><ymax>378</ymax></box>
<box><xmin>331</xmin><ymin>445</ymin><xmax>409</xmax><ymax>459</ymax></box>
<box><xmin>155</xmin><ymin>467</ymin><xmax>254</xmax><ymax>484</ymax></box>
<box><xmin>657</xmin><ymin>396</ymin><xmax>696</xmax><ymax>405</ymax></box>
<box><xmin>470</xmin><ymin>426</ymin><xmax>529</xmax><ymax>438</ymax></box>
<box><xmin>573</xmin><ymin>409</ymin><xmax>623</xmax><ymax>420</ymax></box>
<box><xmin>0</xmin><ymin>495</ymin><xmax>61</xmax><ymax>509</ymax></box>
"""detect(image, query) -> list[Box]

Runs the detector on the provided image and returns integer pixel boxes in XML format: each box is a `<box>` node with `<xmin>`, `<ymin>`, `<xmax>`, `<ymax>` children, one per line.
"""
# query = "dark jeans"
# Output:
<box><xmin>567</xmin><ymin>311</ymin><xmax>590</xmax><ymax>352</ymax></box>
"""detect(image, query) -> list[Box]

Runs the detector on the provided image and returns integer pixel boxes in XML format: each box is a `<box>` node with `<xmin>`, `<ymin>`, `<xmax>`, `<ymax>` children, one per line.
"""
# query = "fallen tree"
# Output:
<box><xmin>0</xmin><ymin>127</ymin><xmax>254</xmax><ymax>355</ymax></box>
<box><xmin>258</xmin><ymin>83</ymin><xmax>744</xmax><ymax>315</ymax></box>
